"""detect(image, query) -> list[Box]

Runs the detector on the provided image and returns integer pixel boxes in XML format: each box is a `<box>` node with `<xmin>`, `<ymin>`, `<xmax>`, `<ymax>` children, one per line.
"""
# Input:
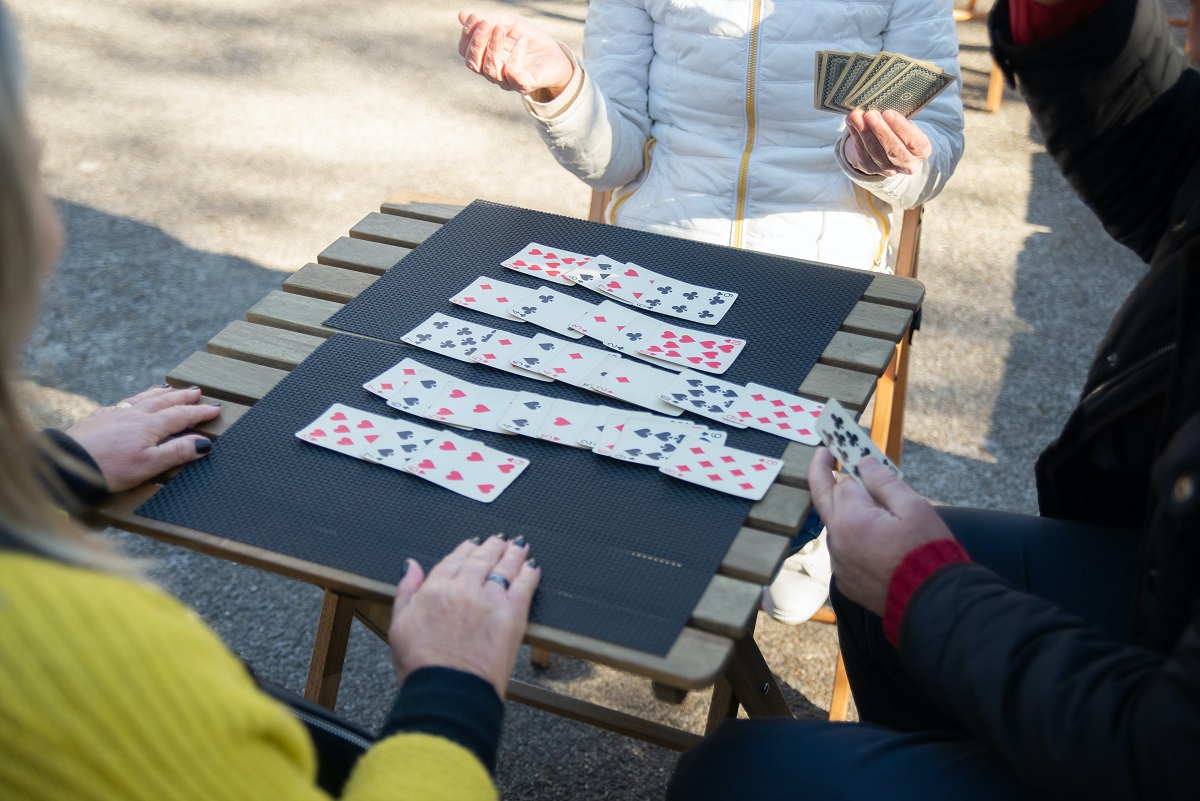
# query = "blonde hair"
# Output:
<box><xmin>0</xmin><ymin>2</ymin><xmax>128</xmax><ymax>571</ymax></box>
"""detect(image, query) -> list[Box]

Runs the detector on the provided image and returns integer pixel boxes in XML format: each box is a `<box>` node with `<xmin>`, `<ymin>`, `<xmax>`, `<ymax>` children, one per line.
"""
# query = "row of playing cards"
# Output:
<box><xmin>296</xmin><ymin>403</ymin><xmax>529</xmax><ymax>502</ymax></box>
<box><xmin>361</xmin><ymin>356</ymin><xmax>786</xmax><ymax>499</ymax></box>
<box><xmin>442</xmin><ymin>284</ymin><xmax>748</xmax><ymax>375</ymax></box>
<box><xmin>657</xmin><ymin>370</ymin><xmax>825</xmax><ymax>444</ymax></box>
<box><xmin>500</xmin><ymin>243</ymin><xmax>738</xmax><ymax>326</ymax></box>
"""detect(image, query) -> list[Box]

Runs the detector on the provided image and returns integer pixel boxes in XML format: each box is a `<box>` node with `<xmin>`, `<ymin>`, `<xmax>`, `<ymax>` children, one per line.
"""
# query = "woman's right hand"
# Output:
<box><xmin>388</xmin><ymin>536</ymin><xmax>540</xmax><ymax>699</ymax></box>
<box><xmin>457</xmin><ymin>11</ymin><xmax>575</xmax><ymax>98</ymax></box>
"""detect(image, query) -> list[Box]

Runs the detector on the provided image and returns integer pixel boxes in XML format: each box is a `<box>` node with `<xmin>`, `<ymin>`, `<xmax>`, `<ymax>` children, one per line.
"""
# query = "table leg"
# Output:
<box><xmin>305</xmin><ymin>589</ymin><xmax>358</xmax><ymax>710</ymax></box>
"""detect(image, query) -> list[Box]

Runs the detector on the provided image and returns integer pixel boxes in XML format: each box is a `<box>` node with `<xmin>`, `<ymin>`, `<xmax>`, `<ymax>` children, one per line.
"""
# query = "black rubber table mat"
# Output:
<box><xmin>325</xmin><ymin>201</ymin><xmax>875</xmax><ymax>399</ymax></box>
<box><xmin>140</xmin><ymin>335</ymin><xmax>795</xmax><ymax>656</ymax></box>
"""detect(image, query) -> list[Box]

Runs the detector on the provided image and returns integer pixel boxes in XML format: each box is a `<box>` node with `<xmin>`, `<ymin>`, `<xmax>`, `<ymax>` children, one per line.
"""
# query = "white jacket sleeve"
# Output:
<box><xmin>838</xmin><ymin>0</ymin><xmax>966</xmax><ymax>209</ymax></box>
<box><xmin>521</xmin><ymin>0</ymin><xmax>654</xmax><ymax>190</ymax></box>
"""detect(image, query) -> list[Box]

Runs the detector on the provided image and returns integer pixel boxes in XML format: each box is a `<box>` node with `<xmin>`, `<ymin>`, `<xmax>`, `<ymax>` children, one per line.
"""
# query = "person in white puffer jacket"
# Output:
<box><xmin>458</xmin><ymin>0</ymin><xmax>965</xmax><ymax>274</ymax></box>
<box><xmin>457</xmin><ymin>1</ymin><xmax>964</xmax><ymax>624</ymax></box>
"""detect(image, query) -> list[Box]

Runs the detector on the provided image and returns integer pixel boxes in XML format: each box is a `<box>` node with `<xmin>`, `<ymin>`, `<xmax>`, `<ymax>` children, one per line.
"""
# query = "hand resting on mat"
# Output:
<box><xmin>389</xmin><ymin>535</ymin><xmax>541</xmax><ymax>698</ymax></box>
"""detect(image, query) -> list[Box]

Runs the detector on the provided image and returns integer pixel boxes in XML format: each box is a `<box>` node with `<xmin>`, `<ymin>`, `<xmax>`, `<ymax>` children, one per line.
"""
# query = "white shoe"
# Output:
<box><xmin>762</xmin><ymin>530</ymin><xmax>831</xmax><ymax>625</ymax></box>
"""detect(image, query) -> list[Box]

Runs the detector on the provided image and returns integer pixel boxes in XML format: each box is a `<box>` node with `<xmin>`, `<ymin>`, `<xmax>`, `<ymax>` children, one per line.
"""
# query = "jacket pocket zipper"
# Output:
<box><xmin>1082</xmin><ymin>343</ymin><xmax>1176</xmax><ymax>403</ymax></box>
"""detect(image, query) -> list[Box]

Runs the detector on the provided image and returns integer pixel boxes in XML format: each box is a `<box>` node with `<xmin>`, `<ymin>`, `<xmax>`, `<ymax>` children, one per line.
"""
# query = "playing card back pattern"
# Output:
<box><xmin>138</xmin><ymin>335</ymin><xmax>779</xmax><ymax>655</ymax></box>
<box><xmin>324</xmin><ymin>201</ymin><xmax>873</xmax><ymax>400</ymax></box>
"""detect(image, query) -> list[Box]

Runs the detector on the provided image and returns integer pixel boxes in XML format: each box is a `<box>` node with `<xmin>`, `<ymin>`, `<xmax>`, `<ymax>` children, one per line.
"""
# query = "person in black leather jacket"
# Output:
<box><xmin>667</xmin><ymin>0</ymin><xmax>1200</xmax><ymax>798</ymax></box>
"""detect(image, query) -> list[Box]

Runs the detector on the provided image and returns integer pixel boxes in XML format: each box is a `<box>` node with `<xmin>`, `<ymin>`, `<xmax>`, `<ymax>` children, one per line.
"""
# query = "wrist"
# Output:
<box><xmin>882</xmin><ymin>538</ymin><xmax>970</xmax><ymax>646</ymax></box>
<box><xmin>525</xmin><ymin>43</ymin><xmax>576</xmax><ymax>102</ymax></box>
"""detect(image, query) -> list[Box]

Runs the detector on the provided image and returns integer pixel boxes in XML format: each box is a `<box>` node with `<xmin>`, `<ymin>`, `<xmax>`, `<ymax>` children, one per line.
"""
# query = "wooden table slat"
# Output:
<box><xmin>777</xmin><ymin>442</ymin><xmax>816</xmax><ymax>489</ymax></box>
<box><xmin>798</xmin><ymin>363</ymin><xmax>878</xmax><ymax>411</ymax></box>
<box><xmin>194</xmin><ymin>395</ymin><xmax>250</xmax><ymax>437</ymax></box>
<box><xmin>862</xmin><ymin>273</ymin><xmax>925</xmax><ymax>310</ymax></box>
<box><xmin>284</xmin><ymin>263</ymin><xmax>376</xmax><ymax>304</ymax></box>
<box><xmin>317</xmin><ymin>236</ymin><xmax>409</xmax><ymax>276</ymax></box>
<box><xmin>690</xmin><ymin>575</ymin><xmax>763</xmax><ymax>638</ymax></box>
<box><xmin>381</xmin><ymin>191</ymin><xmax>470</xmax><ymax>224</ymax></box>
<box><xmin>167</xmin><ymin>352</ymin><xmax>286</xmax><ymax>406</ymax></box>
<box><xmin>720</xmin><ymin>527</ymin><xmax>791</xmax><ymax>584</ymax></box>
<box><xmin>819</xmin><ymin>330</ymin><xmax>898</xmax><ymax>377</ymax></box>
<box><xmin>350</xmin><ymin>212</ymin><xmax>441</xmax><ymax>249</ymax></box>
<box><xmin>247</xmin><ymin>290</ymin><xmax>342</xmax><ymax>338</ymax></box>
<box><xmin>747</xmin><ymin>483</ymin><xmax>811</xmax><ymax>536</ymax></box>
<box><xmin>209</xmin><ymin>320</ymin><xmax>327</xmax><ymax>372</ymax></box>
<box><xmin>842</xmin><ymin>301</ymin><xmax>912</xmax><ymax>341</ymax></box>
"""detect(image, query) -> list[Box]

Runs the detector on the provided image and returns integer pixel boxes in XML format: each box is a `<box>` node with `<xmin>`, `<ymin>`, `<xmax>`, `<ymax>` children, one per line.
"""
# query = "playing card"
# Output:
<box><xmin>608</xmin><ymin>420</ymin><xmax>693</xmax><ymax>466</ymax></box>
<box><xmin>449</xmin><ymin>276</ymin><xmax>534</xmax><ymax>322</ymax></box>
<box><xmin>658</xmin><ymin>370</ymin><xmax>750</xmax><ymax>428</ymax></box>
<box><xmin>637</xmin><ymin>324</ymin><xmax>747</xmax><ymax>375</ymax></box>
<box><xmin>423</xmin><ymin>381</ymin><xmax>517</xmax><ymax>433</ymax></box>
<box><xmin>502</xmin><ymin>243</ymin><xmax>591</xmax><ymax>286</ymax></box>
<box><xmin>363</xmin><ymin>358</ymin><xmax>453</xmax><ymax>399</ymax></box>
<box><xmin>469</xmin><ymin>329</ymin><xmax>553</xmax><ymax>381</ymax></box>
<box><xmin>594</xmin><ymin>309</ymin><xmax>665</xmax><ymax>356</ymax></box>
<box><xmin>507</xmin><ymin>286</ymin><xmax>593</xmax><ymax>339</ymax></box>
<box><xmin>826</xmin><ymin>52</ymin><xmax>876</xmax><ymax>112</ymax></box>
<box><xmin>401</xmin><ymin>313</ymin><xmax>495</xmax><ymax>363</ymax></box>
<box><xmin>360</xmin><ymin>418</ymin><xmax>441</xmax><ymax>469</ymax></box>
<box><xmin>295</xmin><ymin>403</ymin><xmax>396</xmax><ymax>458</ymax></box>
<box><xmin>533</xmin><ymin>397</ymin><xmax>596</xmax><ymax>447</ymax></box>
<box><xmin>498</xmin><ymin>391</ymin><xmax>554</xmax><ymax>436</ymax></box>
<box><xmin>576</xmin><ymin>404</ymin><xmax>623</xmax><ymax>449</ymax></box>
<box><xmin>579</xmin><ymin>355</ymin><xmax>683</xmax><ymax>416</ymax></box>
<box><xmin>593</xmin><ymin>261</ymin><xmax>664</xmax><ymax>306</ymax></box>
<box><xmin>722</xmin><ymin>382</ymin><xmax>824</xmax><ymax>444</ymax></box>
<box><xmin>591</xmin><ymin>412</ymin><xmax>703</xmax><ymax>456</ymax></box>
<box><xmin>568</xmin><ymin>299</ymin><xmax>636</xmax><ymax>339</ymax></box>
<box><xmin>509</xmin><ymin>333</ymin><xmax>568</xmax><ymax>374</ymax></box>
<box><xmin>845</xmin><ymin>53</ymin><xmax>912</xmax><ymax>109</ymax></box>
<box><xmin>843</xmin><ymin>52</ymin><xmax>894</xmax><ymax>101</ymax></box>
<box><xmin>658</xmin><ymin>441</ymin><xmax>785</xmax><ymax>500</ymax></box>
<box><xmin>814</xmin><ymin>397</ymin><xmax>902</xmax><ymax>488</ymax></box>
<box><xmin>386</xmin><ymin>368</ymin><xmax>452</xmax><ymax>416</ymax></box>
<box><xmin>564</xmin><ymin>254</ymin><xmax>626</xmax><ymax>296</ymax></box>
<box><xmin>817</xmin><ymin>50</ymin><xmax>854</xmax><ymax>112</ymax></box>
<box><xmin>633</xmin><ymin>277</ymin><xmax>738</xmax><ymax>325</ymax></box>
<box><xmin>855</xmin><ymin>60</ymin><xmax>956</xmax><ymax>118</ymax></box>
<box><xmin>405</xmin><ymin>431</ymin><xmax>529</xmax><ymax>502</ymax></box>
<box><xmin>537</xmin><ymin>341</ymin><xmax>613</xmax><ymax>386</ymax></box>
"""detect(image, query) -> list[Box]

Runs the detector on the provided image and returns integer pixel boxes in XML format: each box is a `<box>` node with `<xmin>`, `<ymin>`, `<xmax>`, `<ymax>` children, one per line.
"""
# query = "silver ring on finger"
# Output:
<box><xmin>485</xmin><ymin>573</ymin><xmax>510</xmax><ymax>591</ymax></box>
<box><xmin>113</xmin><ymin>401</ymin><xmax>133</xmax><ymax>408</ymax></box>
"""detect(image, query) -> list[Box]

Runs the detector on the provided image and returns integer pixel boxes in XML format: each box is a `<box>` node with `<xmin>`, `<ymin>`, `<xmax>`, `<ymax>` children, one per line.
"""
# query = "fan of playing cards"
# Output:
<box><xmin>814</xmin><ymin>50</ymin><xmax>955</xmax><ymax>118</ymax></box>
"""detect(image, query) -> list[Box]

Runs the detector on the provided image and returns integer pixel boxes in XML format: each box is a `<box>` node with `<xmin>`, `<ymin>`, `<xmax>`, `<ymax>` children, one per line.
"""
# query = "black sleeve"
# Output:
<box><xmin>900</xmin><ymin>564</ymin><xmax>1200</xmax><ymax>800</ymax></box>
<box><xmin>990</xmin><ymin>0</ymin><xmax>1200</xmax><ymax>261</ymax></box>
<box><xmin>379</xmin><ymin>666</ymin><xmax>504</xmax><ymax>776</ymax></box>
<box><xmin>39</xmin><ymin>428</ymin><xmax>109</xmax><ymax>510</ymax></box>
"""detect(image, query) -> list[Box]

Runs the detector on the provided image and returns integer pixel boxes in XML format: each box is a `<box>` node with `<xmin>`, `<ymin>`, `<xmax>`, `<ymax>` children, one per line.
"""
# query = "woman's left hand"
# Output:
<box><xmin>64</xmin><ymin>385</ymin><xmax>221</xmax><ymax>491</ymax></box>
<box><xmin>843</xmin><ymin>109</ymin><xmax>932</xmax><ymax>177</ymax></box>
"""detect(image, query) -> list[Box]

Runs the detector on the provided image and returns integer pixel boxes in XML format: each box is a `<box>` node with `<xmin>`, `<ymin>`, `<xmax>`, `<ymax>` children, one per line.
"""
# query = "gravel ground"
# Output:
<box><xmin>11</xmin><ymin>1</ymin><xmax>1176</xmax><ymax>798</ymax></box>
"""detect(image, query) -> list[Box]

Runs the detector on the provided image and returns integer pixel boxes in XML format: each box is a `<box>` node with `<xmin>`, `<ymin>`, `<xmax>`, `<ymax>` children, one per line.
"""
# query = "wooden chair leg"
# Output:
<box><xmin>986</xmin><ymin>61</ymin><xmax>1005</xmax><ymax>113</ymax></box>
<box><xmin>305</xmin><ymin>589</ymin><xmax>358</xmax><ymax>710</ymax></box>
<box><xmin>870</xmin><ymin>340</ymin><xmax>911</xmax><ymax>465</ymax></box>
<box><xmin>530</xmin><ymin>647</ymin><xmax>552</xmax><ymax>669</ymax></box>
<box><xmin>827</xmin><ymin>648</ymin><xmax>852</xmax><ymax>721</ymax></box>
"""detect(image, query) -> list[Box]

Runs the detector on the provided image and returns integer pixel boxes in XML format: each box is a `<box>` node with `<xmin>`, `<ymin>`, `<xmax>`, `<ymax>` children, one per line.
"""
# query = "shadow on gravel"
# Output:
<box><xmin>22</xmin><ymin>200</ymin><xmax>284</xmax><ymax>407</ymax></box>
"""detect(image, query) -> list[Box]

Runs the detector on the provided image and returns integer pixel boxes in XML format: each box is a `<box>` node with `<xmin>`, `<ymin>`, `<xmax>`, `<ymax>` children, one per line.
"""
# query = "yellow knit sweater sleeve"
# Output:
<box><xmin>0</xmin><ymin>554</ymin><xmax>496</xmax><ymax>801</ymax></box>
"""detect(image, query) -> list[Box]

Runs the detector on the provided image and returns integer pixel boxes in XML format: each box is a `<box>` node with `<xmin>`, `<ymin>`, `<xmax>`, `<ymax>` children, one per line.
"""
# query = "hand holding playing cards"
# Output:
<box><xmin>64</xmin><ymin>386</ymin><xmax>220</xmax><ymax>492</ymax></box>
<box><xmin>843</xmin><ymin>108</ymin><xmax>932</xmax><ymax>178</ymax></box>
<box><xmin>389</xmin><ymin>536</ymin><xmax>540</xmax><ymax>699</ymax></box>
<box><xmin>808</xmin><ymin>447</ymin><xmax>954</xmax><ymax>616</ymax></box>
<box><xmin>458</xmin><ymin>10</ymin><xmax>575</xmax><ymax>99</ymax></box>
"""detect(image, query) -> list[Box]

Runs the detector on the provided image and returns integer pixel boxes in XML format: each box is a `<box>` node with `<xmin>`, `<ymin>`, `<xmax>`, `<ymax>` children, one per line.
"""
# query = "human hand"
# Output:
<box><xmin>457</xmin><ymin>10</ymin><xmax>575</xmax><ymax>98</ymax></box>
<box><xmin>64</xmin><ymin>385</ymin><xmax>221</xmax><ymax>492</ymax></box>
<box><xmin>808</xmin><ymin>447</ymin><xmax>954</xmax><ymax>616</ymax></box>
<box><xmin>389</xmin><ymin>536</ymin><xmax>540</xmax><ymax>698</ymax></box>
<box><xmin>843</xmin><ymin>109</ymin><xmax>932</xmax><ymax>177</ymax></box>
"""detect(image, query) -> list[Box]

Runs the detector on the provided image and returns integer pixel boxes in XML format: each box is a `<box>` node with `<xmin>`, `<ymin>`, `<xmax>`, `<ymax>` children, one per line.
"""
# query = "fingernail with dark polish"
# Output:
<box><xmin>194</xmin><ymin>439</ymin><xmax>212</xmax><ymax>454</ymax></box>
<box><xmin>208</xmin><ymin>402</ymin><xmax>223</xmax><ymax>407</ymax></box>
<box><xmin>157</xmin><ymin>383</ymin><xmax>171</xmax><ymax>389</ymax></box>
<box><xmin>400</xmin><ymin>559</ymin><xmax>410</xmax><ymax>579</ymax></box>
<box><xmin>513</xmin><ymin>536</ymin><xmax>526</xmax><ymax>547</ymax></box>
<box><xmin>470</xmin><ymin>536</ymin><xmax>483</xmax><ymax>545</ymax></box>
<box><xmin>527</xmin><ymin>558</ymin><xmax>539</xmax><ymax>569</ymax></box>
<box><xmin>187</xmin><ymin>385</ymin><xmax>200</xmax><ymax>390</ymax></box>
<box><xmin>496</xmin><ymin>533</ymin><xmax>508</xmax><ymax>541</ymax></box>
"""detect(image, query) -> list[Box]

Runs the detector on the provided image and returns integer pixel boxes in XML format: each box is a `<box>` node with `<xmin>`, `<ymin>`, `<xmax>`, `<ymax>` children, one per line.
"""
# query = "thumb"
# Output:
<box><xmin>393</xmin><ymin>559</ymin><xmax>426</xmax><ymax>616</ymax></box>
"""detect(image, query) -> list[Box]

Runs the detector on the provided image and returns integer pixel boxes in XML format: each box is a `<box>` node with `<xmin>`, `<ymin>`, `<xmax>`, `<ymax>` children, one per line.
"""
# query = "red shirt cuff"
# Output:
<box><xmin>882</xmin><ymin>539</ymin><xmax>971</xmax><ymax>646</ymax></box>
<box><xmin>1009</xmin><ymin>0</ymin><xmax>1105</xmax><ymax>44</ymax></box>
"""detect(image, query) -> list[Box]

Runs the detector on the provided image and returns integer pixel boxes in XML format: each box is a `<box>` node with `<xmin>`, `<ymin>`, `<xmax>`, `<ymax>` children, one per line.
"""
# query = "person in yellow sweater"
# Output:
<box><xmin>0</xmin><ymin>4</ymin><xmax>539</xmax><ymax>798</ymax></box>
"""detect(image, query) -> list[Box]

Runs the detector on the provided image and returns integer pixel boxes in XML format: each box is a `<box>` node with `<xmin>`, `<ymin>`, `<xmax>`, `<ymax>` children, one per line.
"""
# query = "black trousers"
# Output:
<box><xmin>667</xmin><ymin>508</ymin><xmax>1139</xmax><ymax>801</ymax></box>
